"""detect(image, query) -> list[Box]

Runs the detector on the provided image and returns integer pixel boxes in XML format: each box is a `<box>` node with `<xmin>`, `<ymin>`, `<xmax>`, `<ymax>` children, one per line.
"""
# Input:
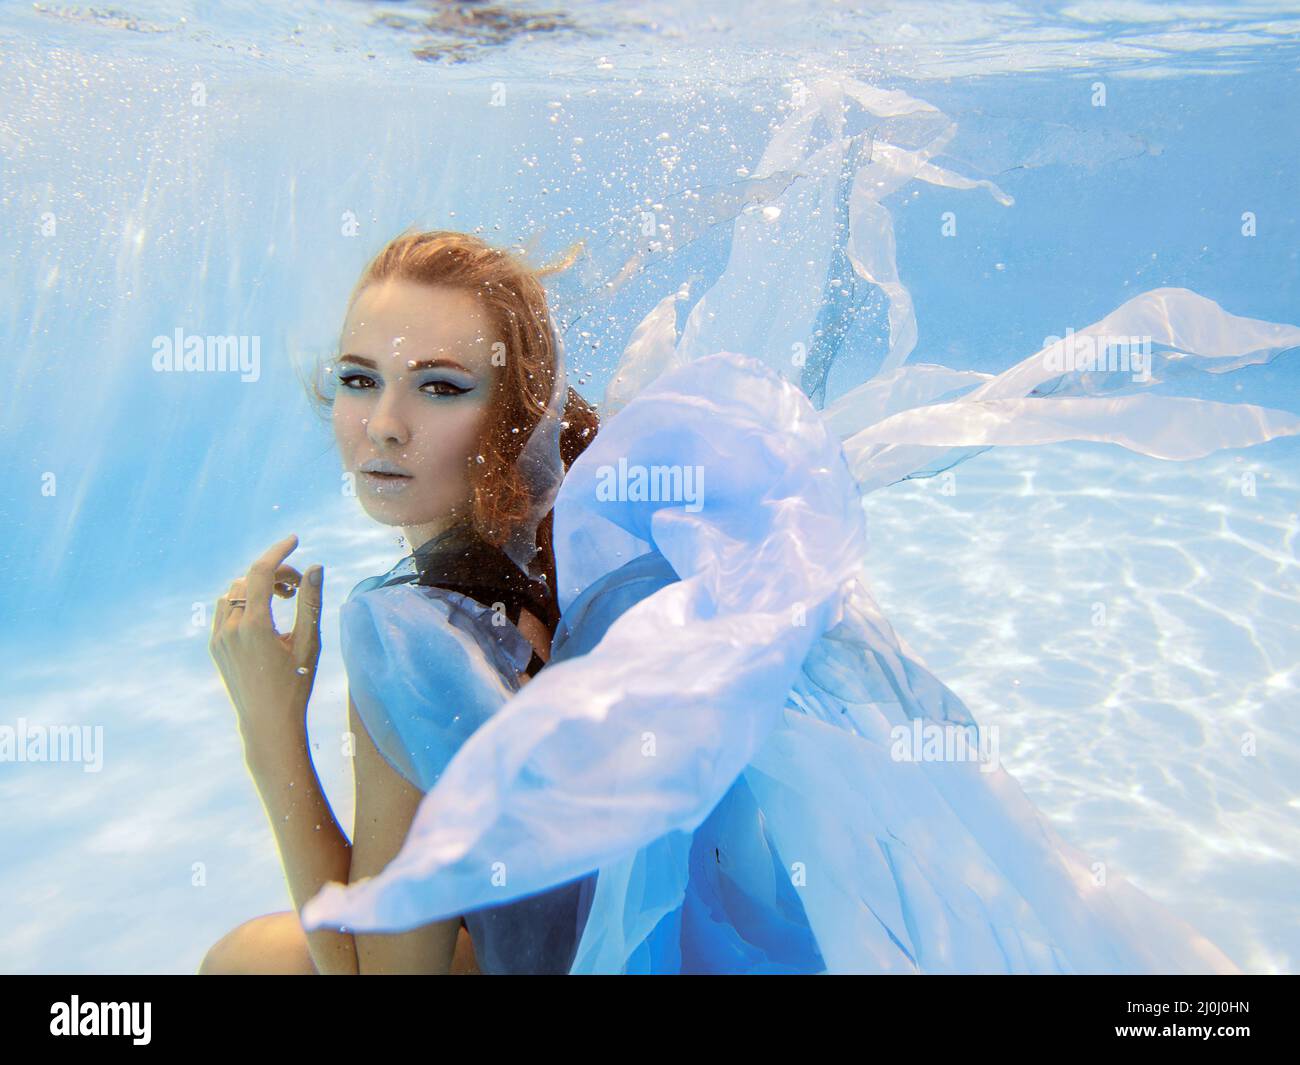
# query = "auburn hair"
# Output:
<box><xmin>309</xmin><ymin>227</ymin><xmax>599</xmax><ymax>634</ymax></box>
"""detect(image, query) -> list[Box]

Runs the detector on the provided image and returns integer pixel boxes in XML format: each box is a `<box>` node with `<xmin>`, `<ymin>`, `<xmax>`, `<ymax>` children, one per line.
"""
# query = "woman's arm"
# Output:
<box><xmin>246</xmin><ymin>698</ymin><xmax>462</xmax><ymax>974</ymax></box>
<box><xmin>341</xmin><ymin>605</ymin><xmax>551</xmax><ymax>969</ymax></box>
<box><xmin>347</xmin><ymin>695</ymin><xmax>461</xmax><ymax>974</ymax></box>
<box><xmin>210</xmin><ymin>534</ymin><xmax>360</xmax><ymax>974</ymax></box>
<box><xmin>213</xmin><ymin>535</ymin><xmax>465</xmax><ymax>973</ymax></box>
<box><xmin>245</xmin><ymin>724</ymin><xmax>359</xmax><ymax>975</ymax></box>
<box><xmin>237</xmin><ymin>690</ymin><xmax>463</xmax><ymax>972</ymax></box>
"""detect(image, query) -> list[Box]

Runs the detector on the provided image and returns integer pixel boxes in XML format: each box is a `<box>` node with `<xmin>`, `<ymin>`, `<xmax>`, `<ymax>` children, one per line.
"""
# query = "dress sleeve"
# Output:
<box><xmin>341</xmin><ymin>584</ymin><xmax>531</xmax><ymax>793</ymax></box>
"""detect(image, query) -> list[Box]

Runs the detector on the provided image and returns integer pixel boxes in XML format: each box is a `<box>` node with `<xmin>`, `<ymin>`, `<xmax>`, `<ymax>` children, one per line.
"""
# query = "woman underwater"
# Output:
<box><xmin>200</xmin><ymin>214</ymin><xmax>1300</xmax><ymax>973</ymax></box>
<box><xmin>202</xmin><ymin>231</ymin><xmax>601</xmax><ymax>974</ymax></box>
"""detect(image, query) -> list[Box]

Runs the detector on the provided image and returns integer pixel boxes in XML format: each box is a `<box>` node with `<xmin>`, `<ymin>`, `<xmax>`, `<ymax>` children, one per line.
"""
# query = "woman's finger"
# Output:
<box><xmin>243</xmin><ymin>535</ymin><xmax>299</xmax><ymax>628</ymax></box>
<box><xmin>273</xmin><ymin>564</ymin><xmax>303</xmax><ymax>598</ymax></box>
<box><xmin>218</xmin><ymin>577</ymin><xmax>248</xmax><ymax>633</ymax></box>
<box><xmin>292</xmin><ymin>565</ymin><xmax>324</xmax><ymax>663</ymax></box>
<box><xmin>213</xmin><ymin>594</ymin><xmax>230</xmax><ymax>635</ymax></box>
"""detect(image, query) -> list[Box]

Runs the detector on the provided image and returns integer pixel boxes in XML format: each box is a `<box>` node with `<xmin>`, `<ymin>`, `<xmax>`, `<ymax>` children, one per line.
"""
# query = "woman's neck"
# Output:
<box><xmin>401</xmin><ymin>515</ymin><xmax>463</xmax><ymax>555</ymax></box>
<box><xmin>405</xmin><ymin>520</ymin><xmax>559</xmax><ymax>647</ymax></box>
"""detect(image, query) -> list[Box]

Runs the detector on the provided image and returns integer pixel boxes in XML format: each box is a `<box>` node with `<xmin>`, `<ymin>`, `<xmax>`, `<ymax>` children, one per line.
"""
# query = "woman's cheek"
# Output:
<box><xmin>450</xmin><ymin>399</ymin><xmax>491</xmax><ymax>460</ymax></box>
<box><xmin>331</xmin><ymin>397</ymin><xmax>364</xmax><ymax>455</ymax></box>
<box><xmin>456</xmin><ymin>410</ymin><xmax>487</xmax><ymax>486</ymax></box>
<box><xmin>417</xmin><ymin>404</ymin><xmax>482</xmax><ymax>491</ymax></box>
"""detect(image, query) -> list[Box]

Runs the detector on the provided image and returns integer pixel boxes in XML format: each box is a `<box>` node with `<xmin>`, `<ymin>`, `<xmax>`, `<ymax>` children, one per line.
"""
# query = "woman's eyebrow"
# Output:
<box><xmin>339</xmin><ymin>353</ymin><xmax>473</xmax><ymax>373</ymax></box>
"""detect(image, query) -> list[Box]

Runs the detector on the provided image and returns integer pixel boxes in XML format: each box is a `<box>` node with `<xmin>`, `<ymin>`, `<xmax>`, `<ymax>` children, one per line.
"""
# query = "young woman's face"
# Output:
<box><xmin>333</xmin><ymin>279</ymin><xmax>499</xmax><ymax>547</ymax></box>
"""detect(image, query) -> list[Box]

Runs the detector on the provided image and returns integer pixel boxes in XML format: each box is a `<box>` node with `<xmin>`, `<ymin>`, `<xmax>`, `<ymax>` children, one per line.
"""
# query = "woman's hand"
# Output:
<box><xmin>210</xmin><ymin>534</ymin><xmax>324</xmax><ymax>767</ymax></box>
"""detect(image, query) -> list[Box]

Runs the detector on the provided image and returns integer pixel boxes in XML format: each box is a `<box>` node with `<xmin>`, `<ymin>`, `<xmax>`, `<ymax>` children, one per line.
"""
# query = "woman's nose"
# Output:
<box><xmin>365</xmin><ymin>393</ymin><xmax>410</xmax><ymax>446</ymax></box>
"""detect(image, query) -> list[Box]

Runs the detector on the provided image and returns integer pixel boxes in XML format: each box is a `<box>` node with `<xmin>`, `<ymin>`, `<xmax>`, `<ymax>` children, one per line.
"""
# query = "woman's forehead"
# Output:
<box><xmin>343</xmin><ymin>280</ymin><xmax>500</xmax><ymax>373</ymax></box>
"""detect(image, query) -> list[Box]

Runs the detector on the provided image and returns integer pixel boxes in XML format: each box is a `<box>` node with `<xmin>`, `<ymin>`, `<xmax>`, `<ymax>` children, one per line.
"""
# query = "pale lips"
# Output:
<box><xmin>359</xmin><ymin>463</ymin><xmax>415</xmax><ymax>492</ymax></box>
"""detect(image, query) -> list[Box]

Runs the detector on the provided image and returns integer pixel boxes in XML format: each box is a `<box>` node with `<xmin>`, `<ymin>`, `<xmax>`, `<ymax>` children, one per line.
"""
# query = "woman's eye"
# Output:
<box><xmin>423</xmin><ymin>380</ymin><xmax>471</xmax><ymax>397</ymax></box>
<box><xmin>338</xmin><ymin>372</ymin><xmax>375</xmax><ymax>390</ymax></box>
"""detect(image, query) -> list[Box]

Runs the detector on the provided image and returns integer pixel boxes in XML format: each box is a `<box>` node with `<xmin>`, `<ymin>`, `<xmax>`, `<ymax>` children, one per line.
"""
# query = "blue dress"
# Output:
<box><xmin>307</xmin><ymin>331</ymin><xmax>1296</xmax><ymax>973</ymax></box>
<box><xmin>340</xmin><ymin>560</ymin><xmax>597</xmax><ymax>974</ymax></box>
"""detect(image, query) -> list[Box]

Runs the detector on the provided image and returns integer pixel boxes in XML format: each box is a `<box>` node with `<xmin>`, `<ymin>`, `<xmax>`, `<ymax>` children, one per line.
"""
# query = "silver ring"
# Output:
<box><xmin>228</xmin><ymin>598</ymin><xmax>247</xmax><ymax>608</ymax></box>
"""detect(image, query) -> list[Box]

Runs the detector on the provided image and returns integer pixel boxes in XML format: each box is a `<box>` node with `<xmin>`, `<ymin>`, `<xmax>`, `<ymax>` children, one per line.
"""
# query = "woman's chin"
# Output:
<box><xmin>356</xmin><ymin>495</ymin><xmax>417</xmax><ymax>526</ymax></box>
<box><xmin>356</xmin><ymin>495</ymin><xmax>457</xmax><ymax>536</ymax></box>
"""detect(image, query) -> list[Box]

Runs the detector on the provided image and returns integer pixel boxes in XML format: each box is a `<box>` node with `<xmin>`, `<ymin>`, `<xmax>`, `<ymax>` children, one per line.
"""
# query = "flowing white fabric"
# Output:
<box><xmin>300</xmin><ymin>74</ymin><xmax>1298</xmax><ymax>972</ymax></box>
<box><xmin>303</xmin><ymin>349</ymin><xmax>870</xmax><ymax>931</ymax></box>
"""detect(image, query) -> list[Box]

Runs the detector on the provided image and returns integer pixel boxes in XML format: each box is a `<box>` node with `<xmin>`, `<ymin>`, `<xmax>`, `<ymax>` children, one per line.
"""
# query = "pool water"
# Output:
<box><xmin>0</xmin><ymin>1</ymin><xmax>1296</xmax><ymax>973</ymax></box>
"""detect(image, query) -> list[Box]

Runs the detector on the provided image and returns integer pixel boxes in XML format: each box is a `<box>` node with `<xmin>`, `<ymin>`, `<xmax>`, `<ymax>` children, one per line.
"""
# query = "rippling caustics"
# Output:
<box><xmin>292</xmin><ymin>77</ymin><xmax>1299</xmax><ymax>974</ymax></box>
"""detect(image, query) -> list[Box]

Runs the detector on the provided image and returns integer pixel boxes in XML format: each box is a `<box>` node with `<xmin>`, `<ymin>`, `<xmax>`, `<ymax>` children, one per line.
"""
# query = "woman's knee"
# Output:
<box><xmin>199</xmin><ymin>911</ymin><xmax>318</xmax><ymax>975</ymax></box>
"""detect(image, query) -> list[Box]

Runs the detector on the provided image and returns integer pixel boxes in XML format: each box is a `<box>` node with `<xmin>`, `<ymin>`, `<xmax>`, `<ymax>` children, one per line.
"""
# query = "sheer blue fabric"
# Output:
<box><xmin>341</xmin><ymin>569</ymin><xmax>531</xmax><ymax>792</ymax></box>
<box><xmin>341</xmin><ymin>564</ymin><xmax>595</xmax><ymax>974</ymax></box>
<box><xmin>548</xmin><ymin>551</ymin><xmax>826</xmax><ymax>973</ymax></box>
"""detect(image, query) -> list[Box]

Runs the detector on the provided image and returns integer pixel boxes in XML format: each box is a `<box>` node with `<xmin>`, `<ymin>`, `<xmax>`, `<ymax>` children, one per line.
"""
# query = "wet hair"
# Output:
<box><xmin>307</xmin><ymin>227</ymin><xmax>599</xmax><ymax>634</ymax></box>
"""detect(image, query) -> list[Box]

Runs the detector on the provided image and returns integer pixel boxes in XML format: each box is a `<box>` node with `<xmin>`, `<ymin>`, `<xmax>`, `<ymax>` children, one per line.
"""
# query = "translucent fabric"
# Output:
<box><xmin>300</xmin><ymin>74</ymin><xmax>1299</xmax><ymax>972</ymax></box>
<box><xmin>340</xmin><ymin>564</ymin><xmax>596</xmax><ymax>974</ymax></box>
<box><xmin>307</xmin><ymin>350</ymin><xmax>870</xmax><ymax>942</ymax></box>
<box><xmin>303</xmin><ymin>334</ymin><xmax>1294</xmax><ymax>971</ymax></box>
<box><xmin>340</xmin><ymin>567</ymin><xmax>534</xmax><ymax>794</ymax></box>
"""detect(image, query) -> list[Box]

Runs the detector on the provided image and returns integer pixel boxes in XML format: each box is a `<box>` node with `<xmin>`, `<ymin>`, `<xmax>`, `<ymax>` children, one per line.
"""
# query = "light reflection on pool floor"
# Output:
<box><xmin>861</xmin><ymin>439</ymin><xmax>1299</xmax><ymax>973</ymax></box>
